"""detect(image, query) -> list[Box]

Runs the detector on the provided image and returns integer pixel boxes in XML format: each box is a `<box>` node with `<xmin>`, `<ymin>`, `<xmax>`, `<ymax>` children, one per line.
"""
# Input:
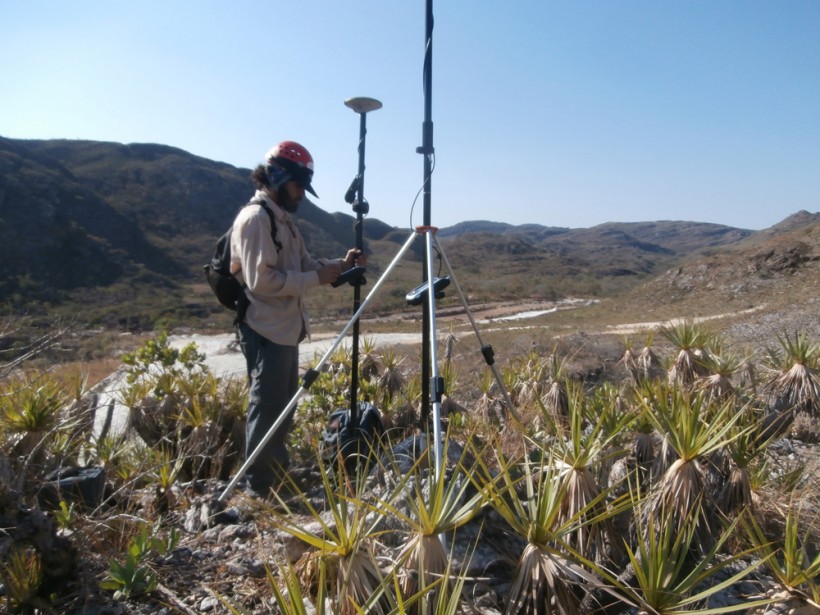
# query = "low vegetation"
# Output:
<box><xmin>0</xmin><ymin>317</ymin><xmax>818</xmax><ymax>614</ymax></box>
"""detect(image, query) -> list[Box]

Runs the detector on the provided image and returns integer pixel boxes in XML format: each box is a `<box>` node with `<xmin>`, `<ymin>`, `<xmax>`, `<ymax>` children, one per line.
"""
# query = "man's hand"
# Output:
<box><xmin>318</xmin><ymin>262</ymin><xmax>342</xmax><ymax>285</ymax></box>
<box><xmin>343</xmin><ymin>248</ymin><xmax>367</xmax><ymax>270</ymax></box>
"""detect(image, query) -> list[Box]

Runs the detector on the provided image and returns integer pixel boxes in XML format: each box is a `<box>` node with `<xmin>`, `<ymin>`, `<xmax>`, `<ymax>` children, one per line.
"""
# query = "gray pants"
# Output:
<box><xmin>238</xmin><ymin>322</ymin><xmax>298</xmax><ymax>494</ymax></box>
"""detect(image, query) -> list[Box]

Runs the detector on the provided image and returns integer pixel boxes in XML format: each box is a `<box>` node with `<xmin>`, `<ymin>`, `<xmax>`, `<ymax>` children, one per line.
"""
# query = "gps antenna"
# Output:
<box><xmin>344</xmin><ymin>96</ymin><xmax>382</xmax><ymax>428</ymax></box>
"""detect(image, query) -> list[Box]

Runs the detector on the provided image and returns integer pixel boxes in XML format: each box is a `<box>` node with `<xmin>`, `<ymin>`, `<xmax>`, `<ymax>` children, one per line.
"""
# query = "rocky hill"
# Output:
<box><xmin>436</xmin><ymin>219</ymin><xmax>755</xmax><ymax>300</ymax></box>
<box><xmin>0</xmin><ymin>137</ymin><xmax>381</xmax><ymax>329</ymax></box>
<box><xmin>585</xmin><ymin>210</ymin><xmax>820</xmax><ymax>350</ymax></box>
<box><xmin>0</xmin><ymin>136</ymin><xmax>811</xmax><ymax>335</ymax></box>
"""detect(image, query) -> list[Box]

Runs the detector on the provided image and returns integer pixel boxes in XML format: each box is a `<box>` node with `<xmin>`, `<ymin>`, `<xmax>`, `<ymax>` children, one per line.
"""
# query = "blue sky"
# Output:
<box><xmin>2</xmin><ymin>1</ymin><xmax>818</xmax><ymax>231</ymax></box>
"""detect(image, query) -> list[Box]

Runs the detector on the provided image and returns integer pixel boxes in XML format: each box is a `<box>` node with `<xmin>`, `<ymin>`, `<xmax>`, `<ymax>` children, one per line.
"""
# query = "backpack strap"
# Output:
<box><xmin>247</xmin><ymin>197</ymin><xmax>282</xmax><ymax>252</ymax></box>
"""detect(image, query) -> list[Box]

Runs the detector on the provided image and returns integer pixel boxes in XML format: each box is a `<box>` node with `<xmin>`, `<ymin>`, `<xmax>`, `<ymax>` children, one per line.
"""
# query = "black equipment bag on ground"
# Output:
<box><xmin>320</xmin><ymin>401</ymin><xmax>384</xmax><ymax>464</ymax></box>
<box><xmin>203</xmin><ymin>197</ymin><xmax>276</xmax><ymax>314</ymax></box>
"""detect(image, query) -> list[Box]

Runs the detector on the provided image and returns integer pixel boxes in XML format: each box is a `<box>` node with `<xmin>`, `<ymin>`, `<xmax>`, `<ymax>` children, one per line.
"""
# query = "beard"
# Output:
<box><xmin>278</xmin><ymin>188</ymin><xmax>301</xmax><ymax>213</ymax></box>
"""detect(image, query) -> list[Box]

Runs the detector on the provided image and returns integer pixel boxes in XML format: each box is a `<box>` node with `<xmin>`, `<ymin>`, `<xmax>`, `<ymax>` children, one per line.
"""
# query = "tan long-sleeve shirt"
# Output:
<box><xmin>230</xmin><ymin>190</ymin><xmax>335</xmax><ymax>346</ymax></box>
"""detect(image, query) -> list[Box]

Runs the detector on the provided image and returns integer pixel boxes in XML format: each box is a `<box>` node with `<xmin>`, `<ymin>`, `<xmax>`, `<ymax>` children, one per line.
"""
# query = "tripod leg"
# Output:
<box><xmin>431</xmin><ymin>233</ymin><xmax>521</xmax><ymax>426</ymax></box>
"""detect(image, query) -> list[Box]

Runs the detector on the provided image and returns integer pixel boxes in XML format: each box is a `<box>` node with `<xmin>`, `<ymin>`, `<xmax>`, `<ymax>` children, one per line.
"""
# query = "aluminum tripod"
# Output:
<box><xmin>218</xmin><ymin>224</ymin><xmax>518</xmax><ymax>501</ymax></box>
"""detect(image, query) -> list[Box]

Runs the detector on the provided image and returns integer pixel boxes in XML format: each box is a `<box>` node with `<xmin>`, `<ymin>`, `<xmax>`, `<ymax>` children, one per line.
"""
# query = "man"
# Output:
<box><xmin>230</xmin><ymin>141</ymin><xmax>365</xmax><ymax>497</ymax></box>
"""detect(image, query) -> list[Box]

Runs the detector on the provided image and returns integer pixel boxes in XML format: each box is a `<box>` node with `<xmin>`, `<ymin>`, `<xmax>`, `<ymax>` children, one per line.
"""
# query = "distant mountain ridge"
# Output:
<box><xmin>440</xmin><ymin>219</ymin><xmax>753</xmax><ymax>254</ymax></box>
<box><xmin>0</xmin><ymin>136</ymin><xmax>813</xmax><ymax>331</ymax></box>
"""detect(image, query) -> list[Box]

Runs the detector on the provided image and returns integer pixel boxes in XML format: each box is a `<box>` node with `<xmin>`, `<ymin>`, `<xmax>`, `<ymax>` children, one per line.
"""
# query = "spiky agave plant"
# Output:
<box><xmin>500</xmin><ymin>360</ymin><xmax>520</xmax><ymax>407</ymax></box>
<box><xmin>631</xmin><ymin>380</ymin><xmax>680</xmax><ymax>485</ymax></box>
<box><xmin>661</xmin><ymin>320</ymin><xmax>711</xmax><ymax>389</ymax></box>
<box><xmin>374</xmin><ymin>435</ymin><xmax>487</xmax><ymax>613</ymax></box>
<box><xmin>377</xmin><ymin>347</ymin><xmax>406</xmax><ymax>409</ymax></box>
<box><xmin>541</xmin><ymin>352</ymin><xmax>569</xmax><ymax>429</ymax></box>
<box><xmin>119</xmin><ymin>379</ymin><xmax>173</xmax><ymax>450</ymax></box>
<box><xmin>738</xmin><ymin>346</ymin><xmax>759</xmax><ymax>395</ymax></box>
<box><xmin>475</xmin><ymin>370</ymin><xmax>503</xmax><ymax>426</ymax></box>
<box><xmin>618</xmin><ymin>337</ymin><xmax>640</xmax><ymax>384</ymax></box>
<box><xmin>0</xmin><ymin>546</ymin><xmax>50</xmax><ymax>614</ymax></box>
<box><xmin>438</xmin><ymin>361</ymin><xmax>466</xmax><ymax>421</ymax></box>
<box><xmin>637</xmin><ymin>384</ymin><xmax>751</xmax><ymax>553</ymax></box>
<box><xmin>0</xmin><ymin>371</ymin><xmax>67</xmax><ymax>459</ymax></box>
<box><xmin>470</xmin><ymin>445</ymin><xmax>620</xmax><ymax>615</ymax></box>
<box><xmin>361</xmin><ymin>534</ymin><xmax>476</xmax><ymax>615</ymax></box>
<box><xmin>329</xmin><ymin>344</ymin><xmax>353</xmax><ymax>377</ymax></box>
<box><xmin>1</xmin><ymin>372</ymin><xmax>89</xmax><ymax>491</ymax></box>
<box><xmin>514</xmin><ymin>353</ymin><xmax>547</xmax><ymax>411</ymax></box>
<box><xmin>144</xmin><ymin>447</ymin><xmax>185</xmax><ymax>514</ymax></box>
<box><xmin>631</xmin><ymin>404</ymin><xmax>656</xmax><ymax>486</ymax></box>
<box><xmin>378</xmin><ymin>372</ymin><xmax>418</xmax><ymax>440</ymax></box>
<box><xmin>762</xmin><ymin>331</ymin><xmax>819</xmax><ymax>416</ymax></box>
<box><xmin>269</xmin><ymin>455</ymin><xmax>394</xmax><ymax>615</ymax></box>
<box><xmin>401</xmin><ymin>544</ymin><xmax>474</xmax><ymax>615</ymax></box>
<box><xmin>744</xmin><ymin>500</ymin><xmax>820</xmax><ymax>609</ymax></box>
<box><xmin>550</xmin><ymin>381</ymin><xmax>633</xmax><ymax>566</ymax></box>
<box><xmin>621</xmin><ymin>495</ymin><xmax>772</xmax><ymax>615</ymax></box>
<box><xmin>586</xmin><ymin>382</ymin><xmax>634</xmax><ymax>485</ymax></box>
<box><xmin>174</xmin><ymin>372</ymin><xmax>229</xmax><ymax>480</ymax></box>
<box><xmin>359</xmin><ymin>335</ymin><xmax>381</xmax><ymax>381</ymax></box>
<box><xmin>717</xmin><ymin>411</ymin><xmax>772</xmax><ymax>515</ymax></box>
<box><xmin>214</xmin><ymin>376</ymin><xmax>248</xmax><ymax>480</ymax></box>
<box><xmin>258</xmin><ymin>559</ymin><xmax>329</xmax><ymax>615</ymax></box>
<box><xmin>61</xmin><ymin>368</ymin><xmax>95</xmax><ymax>441</ymax></box>
<box><xmin>695</xmin><ymin>349</ymin><xmax>741</xmax><ymax>404</ymax></box>
<box><xmin>637</xmin><ymin>333</ymin><xmax>664</xmax><ymax>384</ymax></box>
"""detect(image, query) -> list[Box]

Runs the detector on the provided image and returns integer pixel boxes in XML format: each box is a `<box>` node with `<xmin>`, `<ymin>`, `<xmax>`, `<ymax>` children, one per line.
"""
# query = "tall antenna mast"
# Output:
<box><xmin>418</xmin><ymin>0</ymin><xmax>435</xmax><ymax>426</ymax></box>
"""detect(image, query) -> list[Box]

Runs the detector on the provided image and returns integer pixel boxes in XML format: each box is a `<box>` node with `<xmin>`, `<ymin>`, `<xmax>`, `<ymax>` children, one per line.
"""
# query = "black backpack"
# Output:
<box><xmin>204</xmin><ymin>197</ymin><xmax>279</xmax><ymax>313</ymax></box>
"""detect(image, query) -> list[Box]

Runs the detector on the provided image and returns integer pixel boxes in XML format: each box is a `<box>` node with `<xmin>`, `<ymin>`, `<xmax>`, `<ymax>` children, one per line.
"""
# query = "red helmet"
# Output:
<box><xmin>265</xmin><ymin>141</ymin><xmax>317</xmax><ymax>197</ymax></box>
<box><xmin>266</xmin><ymin>141</ymin><xmax>315</xmax><ymax>172</ymax></box>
